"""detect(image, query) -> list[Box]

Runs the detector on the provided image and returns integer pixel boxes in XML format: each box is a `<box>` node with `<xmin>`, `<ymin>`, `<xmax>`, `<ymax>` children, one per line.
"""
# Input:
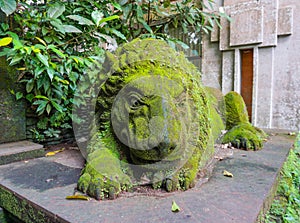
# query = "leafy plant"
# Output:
<box><xmin>0</xmin><ymin>1</ymin><xmax>121</xmax><ymax>140</ymax></box>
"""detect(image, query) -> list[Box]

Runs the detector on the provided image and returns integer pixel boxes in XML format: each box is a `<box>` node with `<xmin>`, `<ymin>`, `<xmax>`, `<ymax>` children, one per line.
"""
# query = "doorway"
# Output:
<box><xmin>240</xmin><ymin>49</ymin><xmax>254</xmax><ymax>122</ymax></box>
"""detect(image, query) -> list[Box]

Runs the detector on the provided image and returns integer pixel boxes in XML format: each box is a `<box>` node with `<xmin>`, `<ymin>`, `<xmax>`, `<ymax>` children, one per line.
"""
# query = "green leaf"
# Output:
<box><xmin>7</xmin><ymin>32</ymin><xmax>23</xmax><ymax>49</ymax></box>
<box><xmin>34</xmin><ymin>100</ymin><xmax>48</xmax><ymax>115</ymax></box>
<box><xmin>109</xmin><ymin>29</ymin><xmax>127</xmax><ymax>40</ymax></box>
<box><xmin>9</xmin><ymin>54</ymin><xmax>23</xmax><ymax>65</ymax></box>
<box><xmin>50</xmin><ymin>20</ymin><xmax>65</xmax><ymax>34</ymax></box>
<box><xmin>46</xmin><ymin>103</ymin><xmax>52</xmax><ymax>115</ymax></box>
<box><xmin>174</xmin><ymin>40</ymin><xmax>189</xmax><ymax>50</ymax></box>
<box><xmin>15</xmin><ymin>92</ymin><xmax>23</xmax><ymax>100</ymax></box>
<box><xmin>35</xmin><ymin>37</ymin><xmax>47</xmax><ymax>47</ymax></box>
<box><xmin>51</xmin><ymin>101</ymin><xmax>63</xmax><ymax>113</ymax></box>
<box><xmin>0</xmin><ymin>0</ymin><xmax>16</xmax><ymax>16</ymax></box>
<box><xmin>91</xmin><ymin>10</ymin><xmax>103</xmax><ymax>27</ymax></box>
<box><xmin>0</xmin><ymin>48</ymin><xmax>11</xmax><ymax>57</ymax></box>
<box><xmin>67</xmin><ymin>15</ymin><xmax>94</xmax><ymax>25</ymax></box>
<box><xmin>112</xmin><ymin>2</ymin><xmax>122</xmax><ymax>10</ymax></box>
<box><xmin>46</xmin><ymin>67</ymin><xmax>55</xmax><ymax>81</ymax></box>
<box><xmin>34</xmin><ymin>66</ymin><xmax>45</xmax><ymax>78</ymax></box>
<box><xmin>36</xmin><ymin>53</ymin><xmax>49</xmax><ymax>67</ymax></box>
<box><xmin>35</xmin><ymin>95</ymin><xmax>49</xmax><ymax>100</ymax></box>
<box><xmin>47</xmin><ymin>4</ymin><xmax>65</xmax><ymax>19</ymax></box>
<box><xmin>139</xmin><ymin>20</ymin><xmax>152</xmax><ymax>33</ymax></box>
<box><xmin>26</xmin><ymin>94</ymin><xmax>34</xmax><ymax>102</ymax></box>
<box><xmin>136</xmin><ymin>5</ymin><xmax>144</xmax><ymax>19</ymax></box>
<box><xmin>26</xmin><ymin>79</ymin><xmax>34</xmax><ymax>93</ymax></box>
<box><xmin>48</xmin><ymin>45</ymin><xmax>66</xmax><ymax>58</ymax></box>
<box><xmin>1</xmin><ymin>23</ymin><xmax>9</xmax><ymax>31</ymax></box>
<box><xmin>98</xmin><ymin>15</ymin><xmax>120</xmax><ymax>26</ymax></box>
<box><xmin>171</xmin><ymin>201</ymin><xmax>180</xmax><ymax>212</ymax></box>
<box><xmin>0</xmin><ymin>37</ymin><xmax>12</xmax><ymax>46</ymax></box>
<box><xmin>119</xmin><ymin>0</ymin><xmax>128</xmax><ymax>6</ymax></box>
<box><xmin>62</xmin><ymin>25</ymin><xmax>82</xmax><ymax>33</ymax></box>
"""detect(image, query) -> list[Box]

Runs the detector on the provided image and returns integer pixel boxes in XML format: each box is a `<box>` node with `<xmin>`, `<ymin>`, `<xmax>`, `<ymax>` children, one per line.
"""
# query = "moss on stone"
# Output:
<box><xmin>78</xmin><ymin>144</ymin><xmax>131</xmax><ymax>199</ymax></box>
<box><xmin>0</xmin><ymin>186</ymin><xmax>50</xmax><ymax>222</ymax></box>
<box><xmin>78</xmin><ymin>38</ymin><xmax>269</xmax><ymax>199</ymax></box>
<box><xmin>222</xmin><ymin>123</ymin><xmax>267</xmax><ymax>150</ymax></box>
<box><xmin>221</xmin><ymin>91</ymin><xmax>267</xmax><ymax>150</ymax></box>
<box><xmin>77</xmin><ymin>38</ymin><xmax>214</xmax><ymax>198</ymax></box>
<box><xmin>224</xmin><ymin>91</ymin><xmax>249</xmax><ymax>130</ymax></box>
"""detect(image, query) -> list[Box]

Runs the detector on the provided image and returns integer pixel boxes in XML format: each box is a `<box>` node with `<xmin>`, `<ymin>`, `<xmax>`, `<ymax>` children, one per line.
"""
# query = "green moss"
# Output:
<box><xmin>78</xmin><ymin>38</ymin><xmax>216</xmax><ymax>199</ymax></box>
<box><xmin>224</xmin><ymin>91</ymin><xmax>249</xmax><ymax>130</ymax></box>
<box><xmin>222</xmin><ymin>123</ymin><xmax>266</xmax><ymax>150</ymax></box>
<box><xmin>0</xmin><ymin>186</ymin><xmax>50</xmax><ymax>222</ymax></box>
<box><xmin>78</xmin><ymin>146</ymin><xmax>131</xmax><ymax>200</ymax></box>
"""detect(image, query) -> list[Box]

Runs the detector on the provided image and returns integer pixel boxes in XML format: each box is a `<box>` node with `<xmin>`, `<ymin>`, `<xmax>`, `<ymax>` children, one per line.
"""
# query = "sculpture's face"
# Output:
<box><xmin>111</xmin><ymin>75</ymin><xmax>192</xmax><ymax>163</ymax></box>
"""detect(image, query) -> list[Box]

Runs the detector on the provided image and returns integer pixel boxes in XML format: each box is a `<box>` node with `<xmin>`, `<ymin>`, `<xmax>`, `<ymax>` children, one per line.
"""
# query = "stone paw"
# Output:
<box><xmin>77</xmin><ymin>149</ymin><xmax>131</xmax><ymax>200</ymax></box>
<box><xmin>222</xmin><ymin>123</ymin><xmax>267</xmax><ymax>150</ymax></box>
<box><xmin>151</xmin><ymin>166</ymin><xmax>196</xmax><ymax>192</ymax></box>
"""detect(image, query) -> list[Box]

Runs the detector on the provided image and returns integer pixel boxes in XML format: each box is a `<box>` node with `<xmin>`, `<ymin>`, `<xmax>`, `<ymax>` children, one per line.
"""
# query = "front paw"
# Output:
<box><xmin>222</xmin><ymin>123</ymin><xmax>267</xmax><ymax>150</ymax></box>
<box><xmin>77</xmin><ymin>149</ymin><xmax>131</xmax><ymax>200</ymax></box>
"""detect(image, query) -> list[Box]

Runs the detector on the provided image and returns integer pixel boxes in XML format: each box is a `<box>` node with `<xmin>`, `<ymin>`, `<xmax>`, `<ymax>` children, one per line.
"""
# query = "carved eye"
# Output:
<box><xmin>133</xmin><ymin>100</ymin><xmax>140</xmax><ymax>107</ymax></box>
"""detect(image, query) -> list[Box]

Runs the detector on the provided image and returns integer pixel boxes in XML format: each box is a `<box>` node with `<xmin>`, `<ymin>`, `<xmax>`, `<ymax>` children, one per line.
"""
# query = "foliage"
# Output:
<box><xmin>0</xmin><ymin>0</ymin><xmax>16</xmax><ymax>16</ymax></box>
<box><xmin>265</xmin><ymin>133</ymin><xmax>300</xmax><ymax>223</ymax></box>
<box><xmin>0</xmin><ymin>0</ymin><xmax>228</xmax><ymax>141</ymax></box>
<box><xmin>0</xmin><ymin>1</ymin><xmax>122</xmax><ymax>140</ymax></box>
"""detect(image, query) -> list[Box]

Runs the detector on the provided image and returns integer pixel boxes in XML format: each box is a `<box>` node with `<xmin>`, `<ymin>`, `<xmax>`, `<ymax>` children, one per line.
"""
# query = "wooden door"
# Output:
<box><xmin>241</xmin><ymin>49</ymin><xmax>254</xmax><ymax>122</ymax></box>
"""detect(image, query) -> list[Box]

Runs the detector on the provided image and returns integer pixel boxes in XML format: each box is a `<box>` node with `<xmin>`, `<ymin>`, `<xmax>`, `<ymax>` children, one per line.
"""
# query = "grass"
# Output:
<box><xmin>264</xmin><ymin>132</ymin><xmax>300</xmax><ymax>223</ymax></box>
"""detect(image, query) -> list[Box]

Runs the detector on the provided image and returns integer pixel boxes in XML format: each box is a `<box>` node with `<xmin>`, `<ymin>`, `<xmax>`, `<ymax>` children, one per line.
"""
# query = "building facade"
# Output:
<box><xmin>201</xmin><ymin>0</ymin><xmax>300</xmax><ymax>131</ymax></box>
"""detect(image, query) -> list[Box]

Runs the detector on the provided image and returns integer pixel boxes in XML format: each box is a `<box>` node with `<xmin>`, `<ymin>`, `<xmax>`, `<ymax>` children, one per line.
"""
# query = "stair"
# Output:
<box><xmin>0</xmin><ymin>141</ymin><xmax>44</xmax><ymax>165</ymax></box>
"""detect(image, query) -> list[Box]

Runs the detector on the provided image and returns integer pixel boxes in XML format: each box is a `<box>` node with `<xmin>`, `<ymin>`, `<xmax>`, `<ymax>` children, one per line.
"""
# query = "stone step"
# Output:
<box><xmin>0</xmin><ymin>131</ymin><xmax>297</xmax><ymax>223</ymax></box>
<box><xmin>0</xmin><ymin>141</ymin><xmax>44</xmax><ymax>165</ymax></box>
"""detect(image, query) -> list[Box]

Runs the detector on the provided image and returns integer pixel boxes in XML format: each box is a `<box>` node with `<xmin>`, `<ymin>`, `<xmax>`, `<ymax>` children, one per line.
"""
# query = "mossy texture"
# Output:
<box><xmin>224</xmin><ymin>91</ymin><xmax>249</xmax><ymax>130</ymax></box>
<box><xmin>222</xmin><ymin>123</ymin><xmax>267</xmax><ymax>150</ymax></box>
<box><xmin>78</xmin><ymin>39</ymin><xmax>267</xmax><ymax>200</ymax></box>
<box><xmin>0</xmin><ymin>186</ymin><xmax>51</xmax><ymax>223</ymax></box>
<box><xmin>78</xmin><ymin>38</ymin><xmax>212</xmax><ymax>199</ymax></box>
<box><xmin>222</xmin><ymin>91</ymin><xmax>267</xmax><ymax>150</ymax></box>
<box><xmin>205</xmin><ymin>87</ymin><xmax>226</xmax><ymax>142</ymax></box>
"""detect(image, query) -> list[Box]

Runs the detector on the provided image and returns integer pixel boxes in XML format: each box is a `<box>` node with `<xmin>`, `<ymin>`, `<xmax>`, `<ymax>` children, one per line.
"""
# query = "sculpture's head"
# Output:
<box><xmin>111</xmin><ymin>75</ymin><xmax>189</xmax><ymax>163</ymax></box>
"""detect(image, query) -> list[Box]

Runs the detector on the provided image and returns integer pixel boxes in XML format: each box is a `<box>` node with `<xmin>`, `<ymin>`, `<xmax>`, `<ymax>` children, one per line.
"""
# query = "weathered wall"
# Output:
<box><xmin>272</xmin><ymin>1</ymin><xmax>300</xmax><ymax>130</ymax></box>
<box><xmin>201</xmin><ymin>0</ymin><xmax>300</xmax><ymax>131</ymax></box>
<box><xmin>0</xmin><ymin>11</ymin><xmax>27</xmax><ymax>143</ymax></box>
<box><xmin>0</xmin><ymin>58</ymin><xmax>27</xmax><ymax>143</ymax></box>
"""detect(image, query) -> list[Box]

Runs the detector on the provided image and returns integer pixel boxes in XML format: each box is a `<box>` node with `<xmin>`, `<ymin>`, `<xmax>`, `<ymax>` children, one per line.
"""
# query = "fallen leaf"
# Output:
<box><xmin>172</xmin><ymin>200</ymin><xmax>180</xmax><ymax>212</ymax></box>
<box><xmin>45</xmin><ymin>148</ymin><xmax>65</xmax><ymax>157</ymax></box>
<box><xmin>66</xmin><ymin>195</ymin><xmax>90</xmax><ymax>201</ymax></box>
<box><xmin>223</xmin><ymin>170</ymin><xmax>233</xmax><ymax>178</ymax></box>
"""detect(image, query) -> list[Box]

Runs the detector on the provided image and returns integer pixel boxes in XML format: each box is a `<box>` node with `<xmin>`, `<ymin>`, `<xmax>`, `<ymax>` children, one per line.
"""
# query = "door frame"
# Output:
<box><xmin>233</xmin><ymin>47</ymin><xmax>259</xmax><ymax>125</ymax></box>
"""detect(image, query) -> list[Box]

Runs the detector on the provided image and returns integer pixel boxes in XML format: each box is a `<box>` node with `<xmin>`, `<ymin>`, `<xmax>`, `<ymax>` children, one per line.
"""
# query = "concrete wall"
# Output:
<box><xmin>201</xmin><ymin>0</ymin><xmax>300</xmax><ymax>131</ymax></box>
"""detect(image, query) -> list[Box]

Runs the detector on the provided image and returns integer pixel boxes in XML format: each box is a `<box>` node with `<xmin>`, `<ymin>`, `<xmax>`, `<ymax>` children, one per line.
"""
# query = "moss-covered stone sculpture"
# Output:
<box><xmin>77</xmin><ymin>38</ymin><xmax>266</xmax><ymax>200</ymax></box>
<box><xmin>221</xmin><ymin>91</ymin><xmax>267</xmax><ymax>150</ymax></box>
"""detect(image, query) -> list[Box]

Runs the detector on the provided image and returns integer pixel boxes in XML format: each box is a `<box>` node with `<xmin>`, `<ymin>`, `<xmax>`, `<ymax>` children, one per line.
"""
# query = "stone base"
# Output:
<box><xmin>0</xmin><ymin>141</ymin><xmax>44</xmax><ymax>165</ymax></box>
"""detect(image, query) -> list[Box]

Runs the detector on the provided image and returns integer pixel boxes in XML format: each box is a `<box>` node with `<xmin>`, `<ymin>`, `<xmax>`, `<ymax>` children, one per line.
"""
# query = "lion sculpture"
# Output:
<box><xmin>75</xmin><ymin>39</ymin><xmax>266</xmax><ymax>200</ymax></box>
